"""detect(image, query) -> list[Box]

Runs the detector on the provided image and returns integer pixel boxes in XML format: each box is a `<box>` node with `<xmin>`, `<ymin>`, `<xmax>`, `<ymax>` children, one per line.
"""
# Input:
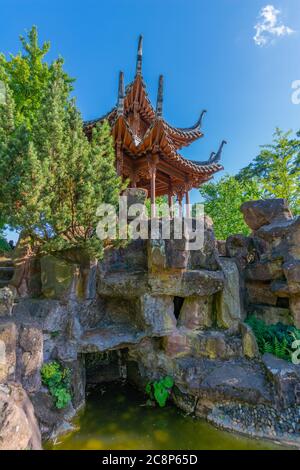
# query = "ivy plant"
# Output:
<box><xmin>145</xmin><ymin>376</ymin><xmax>174</xmax><ymax>408</ymax></box>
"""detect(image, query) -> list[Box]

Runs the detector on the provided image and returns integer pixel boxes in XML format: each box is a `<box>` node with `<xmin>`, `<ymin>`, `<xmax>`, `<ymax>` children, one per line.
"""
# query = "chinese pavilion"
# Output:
<box><xmin>84</xmin><ymin>36</ymin><xmax>226</xmax><ymax>215</ymax></box>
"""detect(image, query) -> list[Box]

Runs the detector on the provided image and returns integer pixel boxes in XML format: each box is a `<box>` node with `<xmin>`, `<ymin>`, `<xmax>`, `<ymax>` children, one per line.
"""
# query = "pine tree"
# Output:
<box><xmin>0</xmin><ymin>30</ymin><xmax>123</xmax><ymax>258</ymax></box>
<box><xmin>0</xmin><ymin>26</ymin><xmax>72</xmax><ymax>129</ymax></box>
<box><xmin>0</xmin><ymin>84</ymin><xmax>44</xmax><ymax>235</ymax></box>
<box><xmin>28</xmin><ymin>61</ymin><xmax>122</xmax><ymax>257</ymax></box>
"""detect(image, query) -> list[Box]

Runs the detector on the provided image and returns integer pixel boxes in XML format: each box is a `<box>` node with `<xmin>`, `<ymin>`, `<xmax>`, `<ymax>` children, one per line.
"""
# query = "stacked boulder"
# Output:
<box><xmin>227</xmin><ymin>199</ymin><xmax>300</xmax><ymax>328</ymax></box>
<box><xmin>0</xmin><ymin>198</ymin><xmax>299</xmax><ymax>448</ymax></box>
<box><xmin>0</xmin><ymin>286</ymin><xmax>42</xmax><ymax>450</ymax></box>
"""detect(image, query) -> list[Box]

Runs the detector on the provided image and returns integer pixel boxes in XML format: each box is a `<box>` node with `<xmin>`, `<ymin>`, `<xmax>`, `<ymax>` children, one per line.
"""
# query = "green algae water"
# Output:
<box><xmin>46</xmin><ymin>383</ymin><xmax>284</xmax><ymax>450</ymax></box>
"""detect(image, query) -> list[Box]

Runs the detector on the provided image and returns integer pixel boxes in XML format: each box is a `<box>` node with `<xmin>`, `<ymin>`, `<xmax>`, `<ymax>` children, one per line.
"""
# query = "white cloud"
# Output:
<box><xmin>254</xmin><ymin>5</ymin><xmax>295</xmax><ymax>46</ymax></box>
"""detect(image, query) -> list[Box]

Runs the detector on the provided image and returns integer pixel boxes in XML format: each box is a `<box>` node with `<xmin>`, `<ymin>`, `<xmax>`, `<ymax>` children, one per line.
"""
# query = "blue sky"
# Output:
<box><xmin>1</xmin><ymin>0</ymin><xmax>300</xmax><ymax>241</ymax></box>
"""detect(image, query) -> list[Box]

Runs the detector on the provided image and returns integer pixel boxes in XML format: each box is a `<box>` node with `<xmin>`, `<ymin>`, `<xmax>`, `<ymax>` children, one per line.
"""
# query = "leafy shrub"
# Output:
<box><xmin>246</xmin><ymin>316</ymin><xmax>300</xmax><ymax>362</ymax></box>
<box><xmin>145</xmin><ymin>376</ymin><xmax>174</xmax><ymax>407</ymax></box>
<box><xmin>0</xmin><ymin>238</ymin><xmax>11</xmax><ymax>252</ymax></box>
<box><xmin>41</xmin><ymin>361</ymin><xmax>72</xmax><ymax>409</ymax></box>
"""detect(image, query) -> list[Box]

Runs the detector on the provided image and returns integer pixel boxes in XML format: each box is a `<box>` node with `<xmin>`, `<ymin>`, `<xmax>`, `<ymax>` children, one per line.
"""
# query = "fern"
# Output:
<box><xmin>263</xmin><ymin>340</ymin><xmax>273</xmax><ymax>354</ymax></box>
<box><xmin>290</xmin><ymin>329</ymin><xmax>300</xmax><ymax>342</ymax></box>
<box><xmin>274</xmin><ymin>337</ymin><xmax>289</xmax><ymax>360</ymax></box>
<box><xmin>246</xmin><ymin>316</ymin><xmax>300</xmax><ymax>362</ymax></box>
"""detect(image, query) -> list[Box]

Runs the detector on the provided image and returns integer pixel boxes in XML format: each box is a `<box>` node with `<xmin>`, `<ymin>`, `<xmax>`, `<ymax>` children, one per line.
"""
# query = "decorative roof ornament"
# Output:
<box><xmin>136</xmin><ymin>35</ymin><xmax>143</xmax><ymax>76</ymax></box>
<box><xmin>117</xmin><ymin>71</ymin><xmax>125</xmax><ymax>115</ymax></box>
<box><xmin>83</xmin><ymin>36</ymin><xmax>226</xmax><ymax>193</ymax></box>
<box><xmin>177</xmin><ymin>109</ymin><xmax>206</xmax><ymax>133</ymax></box>
<box><xmin>196</xmin><ymin>109</ymin><xmax>207</xmax><ymax>129</ymax></box>
<box><xmin>209</xmin><ymin>140</ymin><xmax>227</xmax><ymax>163</ymax></box>
<box><xmin>156</xmin><ymin>75</ymin><xmax>164</xmax><ymax>118</ymax></box>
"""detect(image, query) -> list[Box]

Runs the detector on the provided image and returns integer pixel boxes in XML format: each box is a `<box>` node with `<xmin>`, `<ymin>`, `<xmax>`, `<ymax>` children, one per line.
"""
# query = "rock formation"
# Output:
<box><xmin>227</xmin><ymin>198</ymin><xmax>300</xmax><ymax>328</ymax></box>
<box><xmin>0</xmin><ymin>200</ymin><xmax>299</xmax><ymax>449</ymax></box>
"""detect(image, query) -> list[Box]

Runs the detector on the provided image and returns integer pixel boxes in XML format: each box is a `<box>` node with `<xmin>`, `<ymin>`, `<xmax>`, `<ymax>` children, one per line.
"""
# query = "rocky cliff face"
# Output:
<box><xmin>0</xmin><ymin>204</ymin><xmax>299</xmax><ymax>449</ymax></box>
<box><xmin>227</xmin><ymin>199</ymin><xmax>300</xmax><ymax>328</ymax></box>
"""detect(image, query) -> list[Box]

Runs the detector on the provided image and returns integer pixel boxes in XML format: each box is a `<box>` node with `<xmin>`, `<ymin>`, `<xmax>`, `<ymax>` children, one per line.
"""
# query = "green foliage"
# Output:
<box><xmin>41</xmin><ymin>361</ymin><xmax>71</xmax><ymax>409</ymax></box>
<box><xmin>199</xmin><ymin>128</ymin><xmax>300</xmax><ymax>239</ymax></box>
<box><xmin>145</xmin><ymin>376</ymin><xmax>174</xmax><ymax>407</ymax></box>
<box><xmin>245</xmin><ymin>316</ymin><xmax>300</xmax><ymax>362</ymax></box>
<box><xmin>237</xmin><ymin>129</ymin><xmax>300</xmax><ymax>215</ymax></box>
<box><xmin>0</xmin><ymin>26</ymin><xmax>73</xmax><ymax>130</ymax></box>
<box><xmin>0</xmin><ymin>237</ymin><xmax>11</xmax><ymax>252</ymax></box>
<box><xmin>0</xmin><ymin>27</ymin><xmax>123</xmax><ymax>259</ymax></box>
<box><xmin>198</xmin><ymin>175</ymin><xmax>262</xmax><ymax>239</ymax></box>
<box><xmin>145</xmin><ymin>196</ymin><xmax>169</xmax><ymax>217</ymax></box>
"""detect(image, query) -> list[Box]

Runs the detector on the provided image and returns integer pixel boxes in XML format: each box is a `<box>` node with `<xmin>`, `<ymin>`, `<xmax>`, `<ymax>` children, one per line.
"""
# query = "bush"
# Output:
<box><xmin>41</xmin><ymin>361</ymin><xmax>72</xmax><ymax>409</ymax></box>
<box><xmin>0</xmin><ymin>237</ymin><xmax>11</xmax><ymax>252</ymax></box>
<box><xmin>246</xmin><ymin>316</ymin><xmax>300</xmax><ymax>362</ymax></box>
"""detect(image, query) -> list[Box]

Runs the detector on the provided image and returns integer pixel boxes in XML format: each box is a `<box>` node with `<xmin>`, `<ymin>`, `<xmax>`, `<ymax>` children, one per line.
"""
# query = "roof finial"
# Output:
<box><xmin>156</xmin><ymin>75</ymin><xmax>164</xmax><ymax>118</ymax></box>
<box><xmin>136</xmin><ymin>35</ymin><xmax>143</xmax><ymax>76</ymax></box>
<box><xmin>117</xmin><ymin>71</ymin><xmax>125</xmax><ymax>115</ymax></box>
<box><xmin>209</xmin><ymin>140</ymin><xmax>227</xmax><ymax>163</ymax></box>
<box><xmin>199</xmin><ymin>110</ymin><xmax>207</xmax><ymax>128</ymax></box>
<box><xmin>196</xmin><ymin>109</ymin><xmax>207</xmax><ymax>129</ymax></box>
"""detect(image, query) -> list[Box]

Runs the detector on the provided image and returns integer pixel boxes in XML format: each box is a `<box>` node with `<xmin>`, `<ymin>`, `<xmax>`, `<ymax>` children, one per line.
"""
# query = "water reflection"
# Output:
<box><xmin>46</xmin><ymin>382</ymin><xmax>284</xmax><ymax>450</ymax></box>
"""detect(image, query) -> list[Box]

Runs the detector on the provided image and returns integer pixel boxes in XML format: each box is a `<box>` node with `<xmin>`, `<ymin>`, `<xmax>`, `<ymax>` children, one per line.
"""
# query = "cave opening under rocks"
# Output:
<box><xmin>81</xmin><ymin>348</ymin><xmax>145</xmax><ymax>398</ymax></box>
<box><xmin>83</xmin><ymin>350</ymin><xmax>127</xmax><ymax>387</ymax></box>
<box><xmin>276</xmin><ymin>297</ymin><xmax>290</xmax><ymax>309</ymax></box>
<box><xmin>173</xmin><ymin>296</ymin><xmax>185</xmax><ymax>320</ymax></box>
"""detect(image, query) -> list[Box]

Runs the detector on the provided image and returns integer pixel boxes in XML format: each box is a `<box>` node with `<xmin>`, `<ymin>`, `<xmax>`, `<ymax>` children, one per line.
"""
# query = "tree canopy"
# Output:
<box><xmin>0</xmin><ymin>27</ymin><xmax>122</xmax><ymax>258</ymax></box>
<box><xmin>200</xmin><ymin>128</ymin><xmax>300</xmax><ymax>239</ymax></box>
<box><xmin>199</xmin><ymin>176</ymin><xmax>262</xmax><ymax>240</ymax></box>
<box><xmin>0</xmin><ymin>26</ymin><xmax>72</xmax><ymax>129</ymax></box>
<box><xmin>237</xmin><ymin>129</ymin><xmax>300</xmax><ymax>214</ymax></box>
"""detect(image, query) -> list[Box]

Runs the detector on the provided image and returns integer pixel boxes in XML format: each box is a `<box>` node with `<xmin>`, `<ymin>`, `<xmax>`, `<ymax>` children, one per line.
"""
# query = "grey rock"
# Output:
<box><xmin>140</xmin><ymin>294</ymin><xmax>176</xmax><ymax>335</ymax></box>
<box><xmin>216</xmin><ymin>258</ymin><xmax>243</xmax><ymax>328</ymax></box>
<box><xmin>262</xmin><ymin>353</ymin><xmax>300</xmax><ymax>408</ymax></box>
<box><xmin>149</xmin><ymin>269</ymin><xmax>224</xmax><ymax>297</ymax></box>
<box><xmin>178</xmin><ymin>295</ymin><xmax>212</xmax><ymax>330</ymax></box>
<box><xmin>0</xmin><ymin>321</ymin><xmax>17</xmax><ymax>382</ymax></box>
<box><xmin>31</xmin><ymin>388</ymin><xmax>74</xmax><ymax>439</ymax></box>
<box><xmin>0</xmin><ymin>382</ymin><xmax>41</xmax><ymax>450</ymax></box>
<box><xmin>240</xmin><ymin>323</ymin><xmax>260</xmax><ymax>359</ymax></box>
<box><xmin>17</xmin><ymin>325</ymin><xmax>43</xmax><ymax>393</ymax></box>
<box><xmin>79</xmin><ymin>324</ymin><xmax>145</xmax><ymax>353</ymax></box>
<box><xmin>248</xmin><ymin>305</ymin><xmax>293</xmax><ymax>326</ymax></box>
<box><xmin>0</xmin><ymin>287</ymin><xmax>15</xmax><ymax>317</ymax></box>
<box><xmin>241</xmin><ymin>199</ymin><xmax>293</xmax><ymax>231</ymax></box>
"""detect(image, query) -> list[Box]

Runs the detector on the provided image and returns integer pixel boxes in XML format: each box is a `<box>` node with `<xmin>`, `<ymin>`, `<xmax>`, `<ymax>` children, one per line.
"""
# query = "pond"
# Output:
<box><xmin>46</xmin><ymin>382</ymin><xmax>285</xmax><ymax>450</ymax></box>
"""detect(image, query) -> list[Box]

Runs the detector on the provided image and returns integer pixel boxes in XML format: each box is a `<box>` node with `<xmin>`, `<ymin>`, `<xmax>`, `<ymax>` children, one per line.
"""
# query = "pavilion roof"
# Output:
<box><xmin>84</xmin><ymin>36</ymin><xmax>226</xmax><ymax>183</ymax></box>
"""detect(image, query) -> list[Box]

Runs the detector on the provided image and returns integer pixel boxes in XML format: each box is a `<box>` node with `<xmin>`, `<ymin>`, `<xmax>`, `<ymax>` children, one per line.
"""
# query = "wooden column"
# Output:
<box><xmin>116</xmin><ymin>141</ymin><xmax>123</xmax><ymax>176</ymax></box>
<box><xmin>177</xmin><ymin>193</ymin><xmax>183</xmax><ymax>218</ymax></box>
<box><xmin>149</xmin><ymin>165</ymin><xmax>157</xmax><ymax>217</ymax></box>
<box><xmin>185</xmin><ymin>190</ymin><xmax>190</xmax><ymax>217</ymax></box>
<box><xmin>168</xmin><ymin>193</ymin><xmax>173</xmax><ymax>212</ymax></box>
<box><xmin>148</xmin><ymin>153</ymin><xmax>159</xmax><ymax>218</ymax></box>
<box><xmin>168</xmin><ymin>180</ymin><xmax>174</xmax><ymax>218</ymax></box>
